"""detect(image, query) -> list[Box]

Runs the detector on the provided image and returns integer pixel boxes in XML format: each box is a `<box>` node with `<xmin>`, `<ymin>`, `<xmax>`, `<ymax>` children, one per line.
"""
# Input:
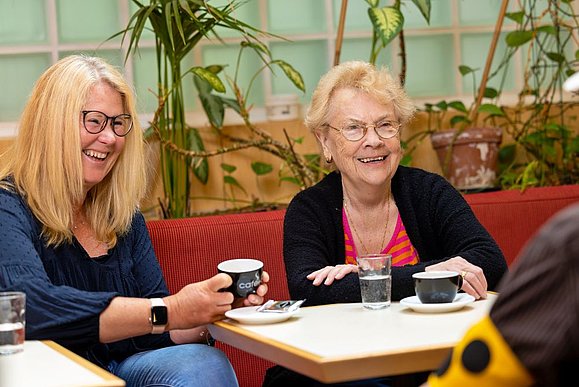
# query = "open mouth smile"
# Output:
<box><xmin>83</xmin><ymin>149</ymin><xmax>108</xmax><ymax>161</ymax></box>
<box><xmin>358</xmin><ymin>155</ymin><xmax>387</xmax><ymax>163</ymax></box>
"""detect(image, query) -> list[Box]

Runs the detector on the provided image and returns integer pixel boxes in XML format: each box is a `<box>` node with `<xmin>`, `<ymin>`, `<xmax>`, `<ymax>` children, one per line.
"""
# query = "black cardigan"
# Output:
<box><xmin>283</xmin><ymin>166</ymin><xmax>508</xmax><ymax>306</ymax></box>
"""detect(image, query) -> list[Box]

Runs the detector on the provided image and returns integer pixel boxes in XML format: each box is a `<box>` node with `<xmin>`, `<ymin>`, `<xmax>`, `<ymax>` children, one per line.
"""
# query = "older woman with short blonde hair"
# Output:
<box><xmin>272</xmin><ymin>59</ymin><xmax>507</xmax><ymax>387</ymax></box>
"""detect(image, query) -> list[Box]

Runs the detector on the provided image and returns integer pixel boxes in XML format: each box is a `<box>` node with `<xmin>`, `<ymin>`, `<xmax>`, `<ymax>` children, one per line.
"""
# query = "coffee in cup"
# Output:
<box><xmin>218</xmin><ymin>258</ymin><xmax>263</xmax><ymax>298</ymax></box>
<box><xmin>412</xmin><ymin>271</ymin><xmax>463</xmax><ymax>304</ymax></box>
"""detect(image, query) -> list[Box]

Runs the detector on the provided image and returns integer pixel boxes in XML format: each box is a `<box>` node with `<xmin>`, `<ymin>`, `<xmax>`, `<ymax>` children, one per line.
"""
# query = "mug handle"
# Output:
<box><xmin>457</xmin><ymin>273</ymin><xmax>464</xmax><ymax>290</ymax></box>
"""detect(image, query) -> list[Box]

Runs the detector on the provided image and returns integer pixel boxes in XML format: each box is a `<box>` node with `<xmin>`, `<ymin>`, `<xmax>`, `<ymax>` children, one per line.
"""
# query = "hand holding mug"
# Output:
<box><xmin>425</xmin><ymin>256</ymin><xmax>487</xmax><ymax>299</ymax></box>
<box><xmin>217</xmin><ymin>258</ymin><xmax>269</xmax><ymax>307</ymax></box>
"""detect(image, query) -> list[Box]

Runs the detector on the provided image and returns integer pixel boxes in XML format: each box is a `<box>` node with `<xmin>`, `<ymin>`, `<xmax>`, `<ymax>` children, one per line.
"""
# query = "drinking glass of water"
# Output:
<box><xmin>0</xmin><ymin>292</ymin><xmax>25</xmax><ymax>355</ymax></box>
<box><xmin>356</xmin><ymin>254</ymin><xmax>392</xmax><ymax>310</ymax></box>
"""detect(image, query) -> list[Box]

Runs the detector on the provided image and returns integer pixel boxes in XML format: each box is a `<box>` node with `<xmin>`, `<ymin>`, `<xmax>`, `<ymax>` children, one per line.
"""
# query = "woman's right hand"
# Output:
<box><xmin>166</xmin><ymin>273</ymin><xmax>234</xmax><ymax>330</ymax></box>
<box><xmin>306</xmin><ymin>264</ymin><xmax>358</xmax><ymax>286</ymax></box>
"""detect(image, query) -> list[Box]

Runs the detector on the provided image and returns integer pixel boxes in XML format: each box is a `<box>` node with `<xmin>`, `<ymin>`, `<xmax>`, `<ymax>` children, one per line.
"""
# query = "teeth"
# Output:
<box><xmin>83</xmin><ymin>150</ymin><xmax>107</xmax><ymax>160</ymax></box>
<box><xmin>359</xmin><ymin>156</ymin><xmax>386</xmax><ymax>163</ymax></box>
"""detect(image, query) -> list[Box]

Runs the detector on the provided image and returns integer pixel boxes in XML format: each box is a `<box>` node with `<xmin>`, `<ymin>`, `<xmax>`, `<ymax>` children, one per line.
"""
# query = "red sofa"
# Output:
<box><xmin>146</xmin><ymin>184</ymin><xmax>579</xmax><ymax>387</ymax></box>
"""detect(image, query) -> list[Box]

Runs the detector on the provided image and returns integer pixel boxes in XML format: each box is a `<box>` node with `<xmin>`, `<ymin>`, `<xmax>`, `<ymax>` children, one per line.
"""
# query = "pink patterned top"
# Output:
<box><xmin>343</xmin><ymin>209</ymin><xmax>420</xmax><ymax>266</ymax></box>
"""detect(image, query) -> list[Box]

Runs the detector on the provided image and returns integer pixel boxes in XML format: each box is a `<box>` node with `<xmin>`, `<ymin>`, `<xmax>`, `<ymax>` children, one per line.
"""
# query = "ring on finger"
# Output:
<box><xmin>460</xmin><ymin>271</ymin><xmax>468</xmax><ymax>280</ymax></box>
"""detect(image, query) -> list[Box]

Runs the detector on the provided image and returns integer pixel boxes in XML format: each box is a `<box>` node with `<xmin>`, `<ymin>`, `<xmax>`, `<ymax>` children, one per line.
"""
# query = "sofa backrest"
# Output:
<box><xmin>464</xmin><ymin>184</ymin><xmax>579</xmax><ymax>266</ymax></box>
<box><xmin>146</xmin><ymin>184</ymin><xmax>579</xmax><ymax>387</ymax></box>
<box><xmin>146</xmin><ymin>209</ymin><xmax>288</xmax><ymax>387</ymax></box>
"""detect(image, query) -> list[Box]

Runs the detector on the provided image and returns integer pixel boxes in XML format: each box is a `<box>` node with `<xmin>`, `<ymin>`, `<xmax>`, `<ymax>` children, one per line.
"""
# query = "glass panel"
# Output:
<box><xmin>0</xmin><ymin>0</ymin><xmax>47</xmax><ymax>45</ymax></box>
<box><xmin>0</xmin><ymin>54</ymin><xmax>51</xmax><ymax>121</ymax></box>
<box><xmin>270</xmin><ymin>40</ymin><xmax>328</xmax><ymax>103</ymax></box>
<box><xmin>459</xmin><ymin>0</ymin><xmax>506</xmax><ymax>26</ymax></box>
<box><xmin>267</xmin><ymin>0</ymin><xmax>327</xmax><ymax>35</ymax></box>
<box><xmin>460</xmin><ymin>32</ymin><xmax>516</xmax><ymax>95</ymax></box>
<box><xmin>132</xmin><ymin>49</ymin><xmax>160</xmax><ymax>114</ymax></box>
<box><xmin>57</xmin><ymin>0</ymin><xmax>121</xmax><ymax>43</ymax></box>
<box><xmin>332</xmin><ymin>0</ymin><xmax>372</xmax><ymax>33</ymax></box>
<box><xmin>339</xmin><ymin>38</ymin><xmax>393</xmax><ymax>69</ymax></box>
<box><xmin>202</xmin><ymin>44</ymin><xmax>264</xmax><ymax>107</ymax></box>
<box><xmin>405</xmin><ymin>0</ymin><xmax>452</xmax><ymax>28</ymax></box>
<box><xmin>405</xmin><ymin>34</ymin><xmax>455</xmax><ymax>98</ymax></box>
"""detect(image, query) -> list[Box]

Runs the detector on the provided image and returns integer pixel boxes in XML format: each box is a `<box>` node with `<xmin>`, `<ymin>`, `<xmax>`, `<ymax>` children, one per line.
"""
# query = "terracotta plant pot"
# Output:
<box><xmin>430</xmin><ymin>127</ymin><xmax>502</xmax><ymax>190</ymax></box>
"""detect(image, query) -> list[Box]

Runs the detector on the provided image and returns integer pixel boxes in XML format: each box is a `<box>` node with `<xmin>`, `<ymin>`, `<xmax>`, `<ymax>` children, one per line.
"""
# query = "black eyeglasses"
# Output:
<box><xmin>326</xmin><ymin>120</ymin><xmax>400</xmax><ymax>142</ymax></box>
<box><xmin>82</xmin><ymin>110</ymin><xmax>133</xmax><ymax>137</ymax></box>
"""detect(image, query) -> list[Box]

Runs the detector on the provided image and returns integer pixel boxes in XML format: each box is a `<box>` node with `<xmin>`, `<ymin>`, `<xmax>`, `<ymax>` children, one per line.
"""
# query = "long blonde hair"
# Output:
<box><xmin>0</xmin><ymin>55</ymin><xmax>147</xmax><ymax>247</ymax></box>
<box><xmin>305</xmin><ymin>61</ymin><xmax>416</xmax><ymax>133</ymax></box>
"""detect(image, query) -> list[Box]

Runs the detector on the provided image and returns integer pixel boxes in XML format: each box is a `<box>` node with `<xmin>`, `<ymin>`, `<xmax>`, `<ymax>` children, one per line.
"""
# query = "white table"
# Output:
<box><xmin>209</xmin><ymin>294</ymin><xmax>496</xmax><ymax>383</ymax></box>
<box><xmin>0</xmin><ymin>341</ymin><xmax>125</xmax><ymax>387</ymax></box>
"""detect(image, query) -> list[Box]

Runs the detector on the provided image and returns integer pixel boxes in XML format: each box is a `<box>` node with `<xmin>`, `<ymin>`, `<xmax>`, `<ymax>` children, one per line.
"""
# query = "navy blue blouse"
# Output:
<box><xmin>0</xmin><ymin>187</ymin><xmax>173</xmax><ymax>367</ymax></box>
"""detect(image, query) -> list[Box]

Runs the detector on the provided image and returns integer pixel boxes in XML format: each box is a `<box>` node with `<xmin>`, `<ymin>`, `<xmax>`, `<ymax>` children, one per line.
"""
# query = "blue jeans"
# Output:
<box><xmin>108</xmin><ymin>344</ymin><xmax>238</xmax><ymax>387</ymax></box>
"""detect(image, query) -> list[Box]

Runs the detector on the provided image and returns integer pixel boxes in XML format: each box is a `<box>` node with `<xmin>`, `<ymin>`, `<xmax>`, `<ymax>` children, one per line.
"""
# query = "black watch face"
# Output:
<box><xmin>152</xmin><ymin>305</ymin><xmax>168</xmax><ymax>325</ymax></box>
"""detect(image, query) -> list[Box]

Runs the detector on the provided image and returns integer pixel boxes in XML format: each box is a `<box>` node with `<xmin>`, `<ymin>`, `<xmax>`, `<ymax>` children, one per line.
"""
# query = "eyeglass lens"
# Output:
<box><xmin>83</xmin><ymin>110</ymin><xmax>133</xmax><ymax>137</ymax></box>
<box><xmin>341</xmin><ymin>121</ymin><xmax>399</xmax><ymax>141</ymax></box>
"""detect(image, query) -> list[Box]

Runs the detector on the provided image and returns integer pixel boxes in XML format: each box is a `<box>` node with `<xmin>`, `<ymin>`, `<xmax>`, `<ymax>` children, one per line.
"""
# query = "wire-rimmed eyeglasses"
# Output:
<box><xmin>326</xmin><ymin>120</ymin><xmax>400</xmax><ymax>142</ymax></box>
<box><xmin>82</xmin><ymin>110</ymin><xmax>133</xmax><ymax>137</ymax></box>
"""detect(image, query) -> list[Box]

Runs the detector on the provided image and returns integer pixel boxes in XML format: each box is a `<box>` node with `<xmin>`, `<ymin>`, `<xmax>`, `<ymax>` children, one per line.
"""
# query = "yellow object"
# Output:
<box><xmin>428</xmin><ymin>315</ymin><xmax>534</xmax><ymax>387</ymax></box>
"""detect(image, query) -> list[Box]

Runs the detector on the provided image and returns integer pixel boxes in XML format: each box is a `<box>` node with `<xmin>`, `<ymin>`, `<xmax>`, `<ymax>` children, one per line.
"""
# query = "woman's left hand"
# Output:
<box><xmin>234</xmin><ymin>271</ymin><xmax>270</xmax><ymax>308</ymax></box>
<box><xmin>425</xmin><ymin>256</ymin><xmax>487</xmax><ymax>299</ymax></box>
<box><xmin>306</xmin><ymin>264</ymin><xmax>358</xmax><ymax>286</ymax></box>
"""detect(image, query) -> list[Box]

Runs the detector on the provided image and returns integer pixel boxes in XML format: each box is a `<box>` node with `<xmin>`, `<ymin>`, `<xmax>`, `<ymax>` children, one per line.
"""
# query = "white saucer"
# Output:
<box><xmin>400</xmin><ymin>293</ymin><xmax>475</xmax><ymax>313</ymax></box>
<box><xmin>225</xmin><ymin>306</ymin><xmax>298</xmax><ymax>325</ymax></box>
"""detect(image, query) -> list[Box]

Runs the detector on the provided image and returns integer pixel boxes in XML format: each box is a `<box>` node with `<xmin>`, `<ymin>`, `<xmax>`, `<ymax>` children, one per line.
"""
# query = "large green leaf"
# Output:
<box><xmin>271</xmin><ymin>60</ymin><xmax>305</xmax><ymax>92</ymax></box>
<box><xmin>187</xmin><ymin>128</ymin><xmax>209</xmax><ymax>184</ymax></box>
<box><xmin>448</xmin><ymin>101</ymin><xmax>468</xmax><ymax>113</ymax></box>
<box><xmin>221</xmin><ymin>163</ymin><xmax>237</xmax><ymax>173</ymax></box>
<box><xmin>410</xmin><ymin>0</ymin><xmax>431</xmax><ymax>24</ymax></box>
<box><xmin>223</xmin><ymin>175</ymin><xmax>246</xmax><ymax>194</ymax></box>
<box><xmin>368</xmin><ymin>7</ymin><xmax>404</xmax><ymax>47</ymax></box>
<box><xmin>459</xmin><ymin>65</ymin><xmax>476</xmax><ymax>75</ymax></box>
<box><xmin>251</xmin><ymin>162</ymin><xmax>273</xmax><ymax>176</ymax></box>
<box><xmin>546</xmin><ymin>52</ymin><xmax>565</xmax><ymax>63</ymax></box>
<box><xmin>505</xmin><ymin>11</ymin><xmax>524</xmax><ymax>24</ymax></box>
<box><xmin>193</xmin><ymin>73</ymin><xmax>225</xmax><ymax>128</ymax></box>
<box><xmin>506</xmin><ymin>30</ymin><xmax>534</xmax><ymax>47</ymax></box>
<box><xmin>190</xmin><ymin>66</ymin><xmax>225</xmax><ymax>92</ymax></box>
<box><xmin>450</xmin><ymin>115</ymin><xmax>469</xmax><ymax>127</ymax></box>
<box><xmin>483</xmin><ymin>87</ymin><xmax>499</xmax><ymax>99</ymax></box>
<box><xmin>478</xmin><ymin>103</ymin><xmax>505</xmax><ymax>116</ymax></box>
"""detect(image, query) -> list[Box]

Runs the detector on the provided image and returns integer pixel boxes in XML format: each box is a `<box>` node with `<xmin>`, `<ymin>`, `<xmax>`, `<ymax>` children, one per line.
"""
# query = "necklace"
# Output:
<box><xmin>343</xmin><ymin>187</ymin><xmax>391</xmax><ymax>256</ymax></box>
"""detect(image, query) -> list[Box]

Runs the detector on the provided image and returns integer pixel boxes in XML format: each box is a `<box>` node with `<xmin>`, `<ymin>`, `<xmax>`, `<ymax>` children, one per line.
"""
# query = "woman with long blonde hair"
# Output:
<box><xmin>0</xmin><ymin>55</ymin><xmax>268</xmax><ymax>387</ymax></box>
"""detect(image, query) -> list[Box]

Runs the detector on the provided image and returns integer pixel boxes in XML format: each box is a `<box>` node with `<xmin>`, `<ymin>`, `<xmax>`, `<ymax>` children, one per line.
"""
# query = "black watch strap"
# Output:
<box><xmin>149</xmin><ymin>298</ymin><xmax>168</xmax><ymax>334</ymax></box>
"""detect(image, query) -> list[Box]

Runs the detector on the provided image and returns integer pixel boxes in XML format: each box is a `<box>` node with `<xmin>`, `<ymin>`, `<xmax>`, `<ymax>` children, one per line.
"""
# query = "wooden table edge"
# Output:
<box><xmin>42</xmin><ymin>340</ymin><xmax>125</xmax><ymax>386</ymax></box>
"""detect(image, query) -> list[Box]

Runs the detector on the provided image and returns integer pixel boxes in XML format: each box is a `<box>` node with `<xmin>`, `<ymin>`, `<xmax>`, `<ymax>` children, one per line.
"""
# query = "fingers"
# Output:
<box><xmin>306</xmin><ymin>265</ymin><xmax>357</xmax><ymax>286</ymax></box>
<box><xmin>206</xmin><ymin>273</ymin><xmax>233</xmax><ymax>292</ymax></box>
<box><xmin>425</xmin><ymin>256</ymin><xmax>488</xmax><ymax>299</ymax></box>
<box><xmin>461</xmin><ymin>269</ymin><xmax>487</xmax><ymax>300</ymax></box>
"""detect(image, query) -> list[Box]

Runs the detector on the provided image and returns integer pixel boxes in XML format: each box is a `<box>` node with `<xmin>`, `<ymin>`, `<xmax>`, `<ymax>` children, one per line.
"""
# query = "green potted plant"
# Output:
<box><xmin>116</xmin><ymin>0</ymin><xmax>316</xmax><ymax>218</ymax></box>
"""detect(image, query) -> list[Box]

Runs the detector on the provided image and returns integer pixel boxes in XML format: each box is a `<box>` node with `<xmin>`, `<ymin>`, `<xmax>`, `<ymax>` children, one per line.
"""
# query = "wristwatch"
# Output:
<box><xmin>149</xmin><ymin>298</ymin><xmax>168</xmax><ymax>334</ymax></box>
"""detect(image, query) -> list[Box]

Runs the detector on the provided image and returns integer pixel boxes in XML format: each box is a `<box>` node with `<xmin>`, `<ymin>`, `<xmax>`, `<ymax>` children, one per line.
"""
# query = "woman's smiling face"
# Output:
<box><xmin>79</xmin><ymin>81</ymin><xmax>126</xmax><ymax>193</ymax></box>
<box><xmin>317</xmin><ymin>87</ymin><xmax>402</xmax><ymax>189</ymax></box>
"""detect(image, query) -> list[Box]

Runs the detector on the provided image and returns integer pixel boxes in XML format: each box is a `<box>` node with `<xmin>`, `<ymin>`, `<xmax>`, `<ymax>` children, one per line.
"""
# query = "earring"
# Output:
<box><xmin>325</xmin><ymin>154</ymin><xmax>333</xmax><ymax>163</ymax></box>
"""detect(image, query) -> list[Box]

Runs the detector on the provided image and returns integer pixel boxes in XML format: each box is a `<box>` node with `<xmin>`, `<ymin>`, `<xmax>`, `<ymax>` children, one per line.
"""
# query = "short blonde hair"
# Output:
<box><xmin>0</xmin><ymin>55</ymin><xmax>146</xmax><ymax>247</ymax></box>
<box><xmin>305</xmin><ymin>61</ymin><xmax>416</xmax><ymax>132</ymax></box>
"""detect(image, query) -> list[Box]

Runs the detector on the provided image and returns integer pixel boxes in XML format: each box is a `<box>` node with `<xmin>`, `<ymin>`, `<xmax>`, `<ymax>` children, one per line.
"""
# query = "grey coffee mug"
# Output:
<box><xmin>218</xmin><ymin>259</ymin><xmax>263</xmax><ymax>298</ymax></box>
<box><xmin>412</xmin><ymin>271</ymin><xmax>463</xmax><ymax>304</ymax></box>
